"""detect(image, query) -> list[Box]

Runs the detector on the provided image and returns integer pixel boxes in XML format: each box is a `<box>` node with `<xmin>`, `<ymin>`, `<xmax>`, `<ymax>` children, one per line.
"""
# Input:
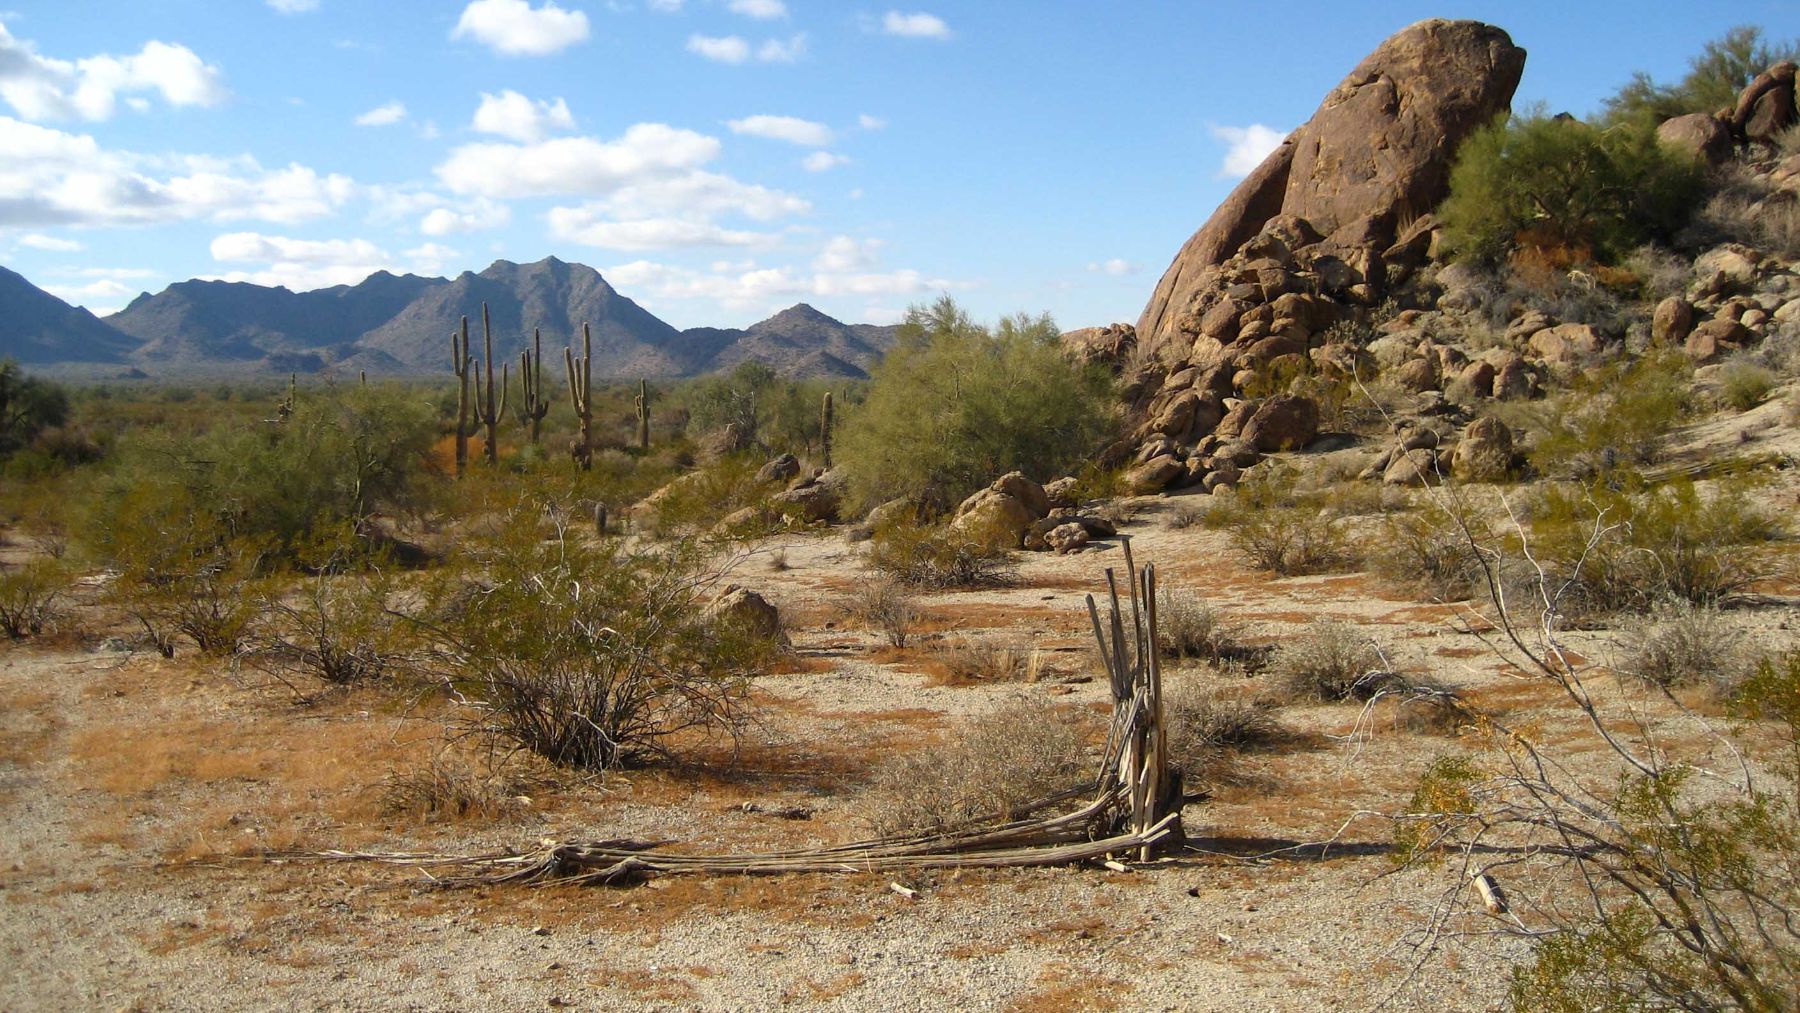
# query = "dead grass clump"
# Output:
<box><xmin>839</xmin><ymin>578</ymin><xmax>922</xmax><ymax>648</ymax></box>
<box><xmin>378</xmin><ymin>755</ymin><xmax>525</xmax><ymax>822</ymax></box>
<box><xmin>862</xmin><ymin>696</ymin><xmax>1086</xmax><ymax>837</ymax></box>
<box><xmin>1162</xmin><ymin>680</ymin><xmax>1283</xmax><ymax>788</ymax></box>
<box><xmin>867</xmin><ymin>516</ymin><xmax>1017</xmax><ymax>590</ymax></box>
<box><xmin>1620</xmin><ymin>599</ymin><xmax>1756</xmax><ymax>695</ymax></box>
<box><xmin>1270</xmin><ymin>621</ymin><xmax>1390</xmax><ymax>702</ymax></box>
<box><xmin>1154</xmin><ymin>586</ymin><xmax>1263</xmax><ymax>669</ymax></box>
<box><xmin>931</xmin><ymin>635</ymin><xmax>1045</xmax><ymax>685</ymax></box>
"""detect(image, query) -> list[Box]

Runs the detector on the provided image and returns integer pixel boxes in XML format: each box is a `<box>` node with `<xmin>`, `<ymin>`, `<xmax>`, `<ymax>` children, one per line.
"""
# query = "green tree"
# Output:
<box><xmin>1439</xmin><ymin>111</ymin><xmax>1705</xmax><ymax>266</ymax></box>
<box><xmin>0</xmin><ymin>360</ymin><xmax>69</xmax><ymax>455</ymax></box>
<box><xmin>836</xmin><ymin>296</ymin><xmax>1116</xmax><ymax>512</ymax></box>
<box><xmin>1603</xmin><ymin>25</ymin><xmax>1800</xmax><ymax>125</ymax></box>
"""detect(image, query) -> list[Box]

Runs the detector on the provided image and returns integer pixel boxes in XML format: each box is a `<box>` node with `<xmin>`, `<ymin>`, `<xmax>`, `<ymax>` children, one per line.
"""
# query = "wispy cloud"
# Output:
<box><xmin>353</xmin><ymin>100</ymin><xmax>406</xmax><ymax>127</ymax></box>
<box><xmin>1209</xmin><ymin>123</ymin><xmax>1286</xmax><ymax>178</ymax></box>
<box><xmin>727</xmin><ymin>114</ymin><xmax>831</xmax><ymax>147</ymax></box>
<box><xmin>881</xmin><ymin>11</ymin><xmax>951</xmax><ymax>39</ymax></box>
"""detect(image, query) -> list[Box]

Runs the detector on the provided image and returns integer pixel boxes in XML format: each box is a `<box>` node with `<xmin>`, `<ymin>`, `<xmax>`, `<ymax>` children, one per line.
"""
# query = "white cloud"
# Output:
<box><xmin>1088</xmin><ymin>258</ymin><xmax>1136</xmax><ymax>276</ymax></box>
<box><xmin>727</xmin><ymin>114</ymin><xmax>831</xmax><ymax>147</ymax></box>
<box><xmin>599</xmin><ymin>171</ymin><xmax>809</xmax><ymax>221</ymax></box>
<box><xmin>0</xmin><ymin>22</ymin><xmax>227</xmax><ymax>121</ymax></box>
<box><xmin>17</xmin><ymin>232</ymin><xmax>81</xmax><ymax>252</ymax></box>
<box><xmin>858</xmin><ymin>113</ymin><xmax>885</xmax><ymax>130</ymax></box>
<box><xmin>43</xmin><ymin>277</ymin><xmax>135</xmax><ymax>302</ymax></box>
<box><xmin>0</xmin><ymin>116</ymin><xmax>355</xmax><ymax>227</ymax></box>
<box><xmin>648</xmin><ymin>0</ymin><xmax>683</xmax><ymax>10</ymax></box>
<box><xmin>470</xmin><ymin>89</ymin><xmax>574</xmax><ymax>143</ymax></box>
<box><xmin>605</xmin><ymin>257</ymin><xmax>954</xmax><ymax>313</ymax></box>
<box><xmin>801</xmin><ymin>151</ymin><xmax>848</xmax><ymax>172</ymax></box>
<box><xmin>814</xmin><ymin>235</ymin><xmax>881</xmax><ymax>272</ymax></box>
<box><xmin>419</xmin><ymin>196</ymin><xmax>512</xmax><ymax>235</ymax></box>
<box><xmin>756</xmin><ymin>34</ymin><xmax>806</xmax><ymax>62</ymax></box>
<box><xmin>451</xmin><ymin>0</ymin><xmax>590</xmax><ymax>57</ymax></box>
<box><xmin>881</xmin><ymin>11</ymin><xmax>951</xmax><ymax>39</ymax></box>
<box><xmin>436</xmin><ymin>123</ymin><xmax>719</xmax><ymax>197</ymax></box>
<box><xmin>266</xmin><ymin>0</ymin><xmax>320</xmax><ymax>13</ymax></box>
<box><xmin>728</xmin><ymin>0</ymin><xmax>786</xmax><ymax>19</ymax></box>
<box><xmin>354</xmin><ymin>100</ymin><xmax>406</xmax><ymax>127</ymax></box>
<box><xmin>687</xmin><ymin>34</ymin><xmax>749</xmax><ymax>64</ymax></box>
<box><xmin>204</xmin><ymin>231</ymin><xmax>398</xmax><ymax>290</ymax></box>
<box><xmin>549</xmin><ymin>212</ymin><xmax>774</xmax><ymax>250</ymax></box>
<box><xmin>1210</xmin><ymin>123</ymin><xmax>1287</xmax><ymax>179</ymax></box>
<box><xmin>403</xmin><ymin>242</ymin><xmax>458</xmax><ymax>272</ymax></box>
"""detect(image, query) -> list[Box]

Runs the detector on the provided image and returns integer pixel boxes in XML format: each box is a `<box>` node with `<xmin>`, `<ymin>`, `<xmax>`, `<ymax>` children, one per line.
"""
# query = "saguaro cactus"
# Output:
<box><xmin>635</xmin><ymin>378</ymin><xmax>651</xmax><ymax>452</ymax></box>
<box><xmin>517</xmin><ymin>327</ymin><xmax>549</xmax><ymax>445</ymax></box>
<box><xmin>564</xmin><ymin>322</ymin><xmax>593</xmax><ymax>470</ymax></box>
<box><xmin>451</xmin><ymin>319</ymin><xmax>474</xmax><ymax>478</ymax></box>
<box><xmin>473</xmin><ymin>303</ymin><xmax>509</xmax><ymax>466</ymax></box>
<box><xmin>819</xmin><ymin>390</ymin><xmax>834</xmax><ymax>469</ymax></box>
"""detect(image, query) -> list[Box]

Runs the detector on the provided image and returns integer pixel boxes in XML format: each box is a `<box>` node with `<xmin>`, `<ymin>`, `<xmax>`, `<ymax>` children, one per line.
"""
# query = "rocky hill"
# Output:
<box><xmin>1</xmin><ymin>257</ymin><xmax>894</xmax><ymax>379</ymax></box>
<box><xmin>0</xmin><ymin>266</ymin><xmax>140</xmax><ymax>365</ymax></box>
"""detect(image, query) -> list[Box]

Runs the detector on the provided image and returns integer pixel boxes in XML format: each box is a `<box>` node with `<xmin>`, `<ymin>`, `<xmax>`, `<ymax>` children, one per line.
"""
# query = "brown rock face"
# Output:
<box><xmin>1137</xmin><ymin>19</ymin><xmax>1525</xmax><ymax>354</ymax></box>
<box><xmin>1451</xmin><ymin>417</ymin><xmax>1514</xmax><ymax>481</ymax></box>
<box><xmin>1733</xmin><ymin>62</ymin><xmax>1798</xmax><ymax>142</ymax></box>
<box><xmin>1656</xmin><ymin>113</ymin><xmax>1733</xmax><ymax>163</ymax></box>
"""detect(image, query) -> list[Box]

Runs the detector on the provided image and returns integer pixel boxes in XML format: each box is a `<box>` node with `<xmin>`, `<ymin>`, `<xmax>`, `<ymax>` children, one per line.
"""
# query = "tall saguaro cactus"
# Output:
<box><xmin>564</xmin><ymin>322</ymin><xmax>593</xmax><ymax>470</ymax></box>
<box><xmin>819</xmin><ymin>390</ymin><xmax>834</xmax><ymax>469</ymax></box>
<box><xmin>635</xmin><ymin>378</ymin><xmax>651</xmax><ymax>452</ymax></box>
<box><xmin>473</xmin><ymin>303</ymin><xmax>509</xmax><ymax>466</ymax></box>
<box><xmin>517</xmin><ymin>327</ymin><xmax>549</xmax><ymax>445</ymax></box>
<box><xmin>451</xmin><ymin>319</ymin><xmax>474</xmax><ymax>478</ymax></box>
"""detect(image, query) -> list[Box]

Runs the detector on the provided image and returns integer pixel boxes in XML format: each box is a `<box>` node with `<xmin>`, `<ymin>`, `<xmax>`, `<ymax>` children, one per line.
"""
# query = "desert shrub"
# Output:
<box><xmin>0</xmin><ymin>360</ymin><xmax>69</xmax><ymax>457</ymax></box>
<box><xmin>1162</xmin><ymin>681</ymin><xmax>1283</xmax><ymax>787</ymax></box>
<box><xmin>1167</xmin><ymin>503</ymin><xmax>1206</xmax><ymax>529</ymax></box>
<box><xmin>863</xmin><ymin>696</ymin><xmax>1086</xmax><ymax>837</ymax></box>
<box><xmin>253</xmin><ymin>538</ymin><xmax>409</xmax><ymax>692</ymax></box>
<box><xmin>1717</xmin><ymin>357</ymin><xmax>1779</xmax><ymax>412</ymax></box>
<box><xmin>0</xmin><ymin>558</ymin><xmax>65</xmax><ymax>638</ymax></box>
<box><xmin>836</xmin><ymin>296</ymin><xmax>1117</xmax><ymax>514</ymax></box>
<box><xmin>1524</xmin><ymin>353</ymin><xmax>1692</xmax><ymax>477</ymax></box>
<box><xmin>1155</xmin><ymin>586</ymin><xmax>1260</xmax><ymax>667</ymax></box>
<box><xmin>680</xmin><ymin>360</ymin><xmax>840</xmax><ymax>459</ymax></box>
<box><xmin>1684</xmin><ymin>164</ymin><xmax>1800</xmax><ymax>259</ymax></box>
<box><xmin>840</xmin><ymin>578</ymin><xmax>922</xmax><ymax>647</ymax></box>
<box><xmin>1529</xmin><ymin>474</ymin><xmax>1782</xmax><ymax>613</ymax></box>
<box><xmin>1271</xmin><ymin>621</ymin><xmax>1389</xmax><ymax>702</ymax></box>
<box><xmin>633</xmin><ymin>450</ymin><xmax>774</xmax><ymax>536</ymax></box>
<box><xmin>867</xmin><ymin>515</ymin><xmax>1016</xmax><ymax>589</ymax></box>
<box><xmin>1204</xmin><ymin>465</ymin><xmax>1349</xmax><ymax>575</ymax></box>
<box><xmin>1620</xmin><ymin>599</ymin><xmax>1756</xmax><ymax>695</ymax></box>
<box><xmin>1065</xmin><ymin>458</ymin><xmax>1130</xmax><ymax>503</ymax></box>
<box><xmin>1440</xmin><ymin>111</ymin><xmax>1705</xmax><ymax>267</ymax></box>
<box><xmin>427</xmin><ymin>505</ymin><xmax>764</xmax><ymax>771</ymax></box>
<box><xmin>1372</xmin><ymin>501</ymin><xmax>1490</xmax><ymax>602</ymax></box>
<box><xmin>1601</xmin><ymin>25</ymin><xmax>1800</xmax><ymax>125</ymax></box>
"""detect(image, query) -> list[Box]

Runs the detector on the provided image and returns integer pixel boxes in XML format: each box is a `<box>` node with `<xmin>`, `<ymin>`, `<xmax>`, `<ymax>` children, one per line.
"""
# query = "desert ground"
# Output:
<box><xmin>4</xmin><ymin>415</ymin><xmax>1796</xmax><ymax>1011</ymax></box>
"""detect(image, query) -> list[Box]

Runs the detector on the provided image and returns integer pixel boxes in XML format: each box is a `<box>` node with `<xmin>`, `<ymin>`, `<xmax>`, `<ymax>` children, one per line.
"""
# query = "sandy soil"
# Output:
<box><xmin>3</xmin><ymin>467</ymin><xmax>1796</xmax><ymax>1012</ymax></box>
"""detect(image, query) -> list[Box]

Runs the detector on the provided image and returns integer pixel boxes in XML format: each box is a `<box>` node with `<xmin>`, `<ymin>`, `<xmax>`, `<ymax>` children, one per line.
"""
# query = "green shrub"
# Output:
<box><xmin>1371</xmin><ymin>498</ymin><xmax>1491</xmax><ymax>602</ymax></box>
<box><xmin>1528</xmin><ymin>474</ymin><xmax>1782</xmax><ymax>613</ymax></box>
<box><xmin>1718</xmin><ymin>358</ymin><xmax>1778</xmax><ymax>412</ymax></box>
<box><xmin>836</xmin><ymin>296</ymin><xmax>1116</xmax><ymax>513</ymax></box>
<box><xmin>0</xmin><ymin>558</ymin><xmax>65</xmax><ymax>639</ymax></box>
<box><xmin>0</xmin><ymin>361</ymin><xmax>70</xmax><ymax>458</ymax></box>
<box><xmin>426</xmin><ymin>504</ymin><xmax>766</xmax><ymax>771</ymax></box>
<box><xmin>1204</xmin><ymin>465</ymin><xmax>1349</xmax><ymax>576</ymax></box>
<box><xmin>1601</xmin><ymin>25</ymin><xmax>1800</xmax><ymax>126</ymax></box>
<box><xmin>867</xmin><ymin>515</ymin><xmax>1016</xmax><ymax>589</ymax></box>
<box><xmin>1440</xmin><ymin>111</ymin><xmax>1705</xmax><ymax>267</ymax></box>
<box><xmin>1523</xmin><ymin>353</ymin><xmax>1692</xmax><ymax>478</ymax></box>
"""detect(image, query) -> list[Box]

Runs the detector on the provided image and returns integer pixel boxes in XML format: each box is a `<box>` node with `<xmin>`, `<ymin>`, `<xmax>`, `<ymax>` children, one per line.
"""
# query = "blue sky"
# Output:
<box><xmin>4</xmin><ymin>1</ymin><xmax>1798</xmax><ymax>330</ymax></box>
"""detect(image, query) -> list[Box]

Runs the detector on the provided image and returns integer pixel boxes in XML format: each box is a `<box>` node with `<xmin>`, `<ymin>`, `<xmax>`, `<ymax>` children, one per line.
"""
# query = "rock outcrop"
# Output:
<box><xmin>1137</xmin><ymin>20</ymin><xmax>1525</xmax><ymax>356</ymax></box>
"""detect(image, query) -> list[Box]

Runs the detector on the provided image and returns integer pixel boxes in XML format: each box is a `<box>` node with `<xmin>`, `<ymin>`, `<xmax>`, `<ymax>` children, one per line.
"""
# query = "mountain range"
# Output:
<box><xmin>0</xmin><ymin>257</ymin><xmax>898</xmax><ymax>380</ymax></box>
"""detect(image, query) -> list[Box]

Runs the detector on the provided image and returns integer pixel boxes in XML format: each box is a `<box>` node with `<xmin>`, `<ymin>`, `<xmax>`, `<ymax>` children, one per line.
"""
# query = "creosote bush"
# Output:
<box><xmin>1518</xmin><ymin>352</ymin><xmax>1692</xmax><ymax>478</ymax></box>
<box><xmin>1717</xmin><ymin>358</ymin><xmax>1778</xmax><ymax>413</ymax></box>
<box><xmin>1372</xmin><ymin>505</ymin><xmax>1487</xmax><ymax>602</ymax></box>
<box><xmin>426</xmin><ymin>504</ymin><xmax>767</xmax><ymax>771</ymax></box>
<box><xmin>1204</xmin><ymin>465</ymin><xmax>1349</xmax><ymax>576</ymax></box>
<box><xmin>867</xmin><ymin>515</ymin><xmax>1016</xmax><ymax>590</ymax></box>
<box><xmin>0</xmin><ymin>558</ymin><xmax>65</xmax><ymax>639</ymax></box>
<box><xmin>863</xmin><ymin>696</ymin><xmax>1086</xmax><ymax>837</ymax></box>
<box><xmin>839</xmin><ymin>577</ymin><xmax>922</xmax><ymax>648</ymax></box>
<box><xmin>1527</xmin><ymin>473</ymin><xmax>1782</xmax><ymax>614</ymax></box>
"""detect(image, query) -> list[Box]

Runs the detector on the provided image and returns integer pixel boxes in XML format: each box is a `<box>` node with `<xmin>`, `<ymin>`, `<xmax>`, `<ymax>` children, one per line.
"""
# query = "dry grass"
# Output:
<box><xmin>861</xmin><ymin>696</ymin><xmax>1087</xmax><ymax>837</ymax></box>
<box><xmin>838</xmin><ymin>578</ymin><xmax>922</xmax><ymax>647</ymax></box>
<box><xmin>1620</xmin><ymin>599</ymin><xmax>1758</xmax><ymax>696</ymax></box>
<box><xmin>1269</xmin><ymin>621</ymin><xmax>1390</xmax><ymax>702</ymax></box>
<box><xmin>928</xmin><ymin>634</ymin><xmax>1049</xmax><ymax>686</ymax></box>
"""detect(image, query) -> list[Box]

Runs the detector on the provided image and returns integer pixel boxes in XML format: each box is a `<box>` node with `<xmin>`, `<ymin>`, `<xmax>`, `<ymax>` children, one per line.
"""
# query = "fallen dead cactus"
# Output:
<box><xmin>246</xmin><ymin>548</ymin><xmax>1184</xmax><ymax>889</ymax></box>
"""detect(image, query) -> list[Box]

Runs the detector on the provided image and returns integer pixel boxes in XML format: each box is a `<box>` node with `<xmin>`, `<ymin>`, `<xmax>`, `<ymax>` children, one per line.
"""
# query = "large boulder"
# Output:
<box><xmin>949</xmin><ymin>489</ymin><xmax>1037</xmax><ymax>547</ymax></box>
<box><xmin>770</xmin><ymin>470</ymin><xmax>844</xmax><ymax>523</ymax></box>
<box><xmin>1732</xmin><ymin>62</ymin><xmax>1798</xmax><ymax>143</ymax></box>
<box><xmin>1136</xmin><ymin>19</ymin><xmax>1525</xmax><ymax>354</ymax></box>
<box><xmin>755</xmin><ymin>453</ymin><xmax>801</xmax><ymax>485</ymax></box>
<box><xmin>1652</xmin><ymin>296</ymin><xmax>1696</xmax><ymax>345</ymax></box>
<box><xmin>1657</xmin><ymin>113</ymin><xmax>1733</xmax><ymax>163</ymax></box>
<box><xmin>1451</xmin><ymin>417</ymin><xmax>1514</xmax><ymax>481</ymax></box>
<box><xmin>1242</xmin><ymin>393</ymin><xmax>1321</xmax><ymax>451</ymax></box>
<box><xmin>705</xmin><ymin>585</ymin><xmax>784</xmax><ymax>643</ymax></box>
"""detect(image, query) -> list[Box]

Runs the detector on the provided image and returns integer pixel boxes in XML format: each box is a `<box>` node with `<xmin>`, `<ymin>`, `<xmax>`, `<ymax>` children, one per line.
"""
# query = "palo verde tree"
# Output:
<box><xmin>836</xmin><ymin>296</ymin><xmax>1116</xmax><ymax>513</ymax></box>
